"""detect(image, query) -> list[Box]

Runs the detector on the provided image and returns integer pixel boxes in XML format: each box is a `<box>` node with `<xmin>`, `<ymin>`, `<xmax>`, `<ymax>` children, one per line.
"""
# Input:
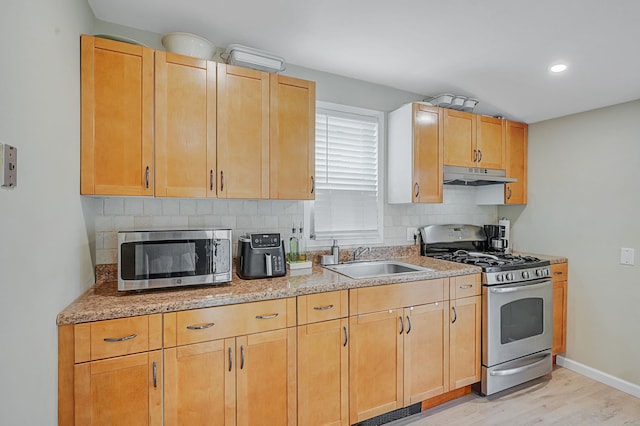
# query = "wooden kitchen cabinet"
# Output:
<box><xmin>551</xmin><ymin>262</ymin><xmax>568</xmax><ymax>355</ymax></box>
<box><xmin>75</xmin><ymin>351</ymin><xmax>163</xmax><ymax>425</ymax></box>
<box><xmin>505</xmin><ymin>120</ymin><xmax>528</xmax><ymax>204</ymax></box>
<box><xmin>443</xmin><ymin>109</ymin><xmax>477</xmax><ymax>168</ymax></box>
<box><xmin>59</xmin><ymin>314</ymin><xmax>163</xmax><ymax>425</ymax></box>
<box><xmin>444</xmin><ymin>109</ymin><xmax>505</xmax><ymax>169</ymax></box>
<box><xmin>348</xmin><ymin>278</ymin><xmax>449</xmax><ymax>424</ymax></box>
<box><xmin>163</xmin><ymin>298</ymin><xmax>297</xmax><ymax>426</ymax></box>
<box><xmin>80</xmin><ymin>35</ymin><xmax>154</xmax><ymax>196</ymax></box>
<box><xmin>403</xmin><ymin>302</ymin><xmax>450</xmax><ymax>404</ymax></box>
<box><xmin>388</xmin><ymin>103</ymin><xmax>443</xmax><ymax>203</ymax></box>
<box><xmin>217</xmin><ymin>63</ymin><xmax>270</xmax><ymax>199</ymax></box>
<box><xmin>298</xmin><ymin>290</ymin><xmax>349</xmax><ymax>426</ymax></box>
<box><xmin>448</xmin><ymin>275</ymin><xmax>482</xmax><ymax>389</ymax></box>
<box><xmin>476</xmin><ymin>115</ymin><xmax>506</xmax><ymax>169</ymax></box>
<box><xmin>155</xmin><ymin>51</ymin><xmax>217</xmax><ymax>198</ymax></box>
<box><xmin>269</xmin><ymin>74</ymin><xmax>316</xmax><ymax>200</ymax></box>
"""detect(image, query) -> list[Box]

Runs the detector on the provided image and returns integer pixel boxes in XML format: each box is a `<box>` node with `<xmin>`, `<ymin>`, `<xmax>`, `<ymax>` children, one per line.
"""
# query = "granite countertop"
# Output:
<box><xmin>57</xmin><ymin>253</ymin><xmax>479</xmax><ymax>325</ymax></box>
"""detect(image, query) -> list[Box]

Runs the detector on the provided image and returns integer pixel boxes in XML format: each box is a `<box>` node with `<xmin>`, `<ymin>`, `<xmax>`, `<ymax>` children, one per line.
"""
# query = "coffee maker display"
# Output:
<box><xmin>484</xmin><ymin>218</ymin><xmax>510</xmax><ymax>253</ymax></box>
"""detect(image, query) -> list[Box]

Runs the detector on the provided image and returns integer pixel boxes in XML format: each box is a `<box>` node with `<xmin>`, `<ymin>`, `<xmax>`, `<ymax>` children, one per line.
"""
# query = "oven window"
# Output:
<box><xmin>500</xmin><ymin>297</ymin><xmax>544</xmax><ymax>344</ymax></box>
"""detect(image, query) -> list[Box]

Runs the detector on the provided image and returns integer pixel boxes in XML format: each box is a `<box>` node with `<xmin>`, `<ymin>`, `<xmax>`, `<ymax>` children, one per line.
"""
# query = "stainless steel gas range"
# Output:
<box><xmin>420</xmin><ymin>224</ymin><xmax>553</xmax><ymax>396</ymax></box>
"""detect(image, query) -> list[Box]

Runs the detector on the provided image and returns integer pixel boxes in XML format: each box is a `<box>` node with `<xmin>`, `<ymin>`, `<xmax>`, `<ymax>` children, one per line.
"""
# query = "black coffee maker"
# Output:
<box><xmin>484</xmin><ymin>225</ymin><xmax>508</xmax><ymax>252</ymax></box>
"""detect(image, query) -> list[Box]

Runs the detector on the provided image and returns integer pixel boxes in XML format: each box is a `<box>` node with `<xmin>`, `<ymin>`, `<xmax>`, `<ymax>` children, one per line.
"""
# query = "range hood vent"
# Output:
<box><xmin>443</xmin><ymin>165</ymin><xmax>517</xmax><ymax>186</ymax></box>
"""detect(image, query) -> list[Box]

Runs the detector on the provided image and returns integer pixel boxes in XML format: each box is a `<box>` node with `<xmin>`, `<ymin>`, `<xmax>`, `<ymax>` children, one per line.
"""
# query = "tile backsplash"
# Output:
<box><xmin>94</xmin><ymin>185</ymin><xmax>497</xmax><ymax>264</ymax></box>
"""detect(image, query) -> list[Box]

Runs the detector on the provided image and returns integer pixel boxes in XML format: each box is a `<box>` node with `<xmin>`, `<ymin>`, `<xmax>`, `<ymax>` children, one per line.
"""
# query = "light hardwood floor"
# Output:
<box><xmin>390</xmin><ymin>367</ymin><xmax>640</xmax><ymax>425</ymax></box>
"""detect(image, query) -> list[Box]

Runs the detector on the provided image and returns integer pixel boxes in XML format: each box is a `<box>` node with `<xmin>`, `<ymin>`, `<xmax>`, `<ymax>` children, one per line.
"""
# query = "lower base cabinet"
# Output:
<box><xmin>297</xmin><ymin>319</ymin><xmax>349</xmax><ymax>426</ymax></box>
<box><xmin>164</xmin><ymin>329</ymin><xmax>297</xmax><ymax>426</ymax></box>
<box><xmin>60</xmin><ymin>276</ymin><xmax>482</xmax><ymax>426</ymax></box>
<box><xmin>74</xmin><ymin>351</ymin><xmax>163</xmax><ymax>425</ymax></box>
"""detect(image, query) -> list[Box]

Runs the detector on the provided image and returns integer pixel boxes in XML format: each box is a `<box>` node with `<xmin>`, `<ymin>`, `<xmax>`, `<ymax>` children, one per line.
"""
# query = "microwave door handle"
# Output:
<box><xmin>265</xmin><ymin>253</ymin><xmax>273</xmax><ymax>277</ymax></box>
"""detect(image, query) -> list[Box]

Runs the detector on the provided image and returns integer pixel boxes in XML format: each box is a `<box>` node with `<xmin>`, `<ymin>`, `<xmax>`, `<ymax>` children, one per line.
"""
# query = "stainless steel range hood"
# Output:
<box><xmin>443</xmin><ymin>165</ymin><xmax>517</xmax><ymax>186</ymax></box>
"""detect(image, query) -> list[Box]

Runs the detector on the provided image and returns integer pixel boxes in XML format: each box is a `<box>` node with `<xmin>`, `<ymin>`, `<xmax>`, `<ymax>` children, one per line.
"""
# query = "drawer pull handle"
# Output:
<box><xmin>406</xmin><ymin>316</ymin><xmax>412</xmax><ymax>334</ymax></box>
<box><xmin>460</xmin><ymin>284</ymin><xmax>473</xmax><ymax>289</ymax></box>
<box><xmin>313</xmin><ymin>304</ymin><xmax>334</xmax><ymax>311</ymax></box>
<box><xmin>343</xmin><ymin>326</ymin><xmax>348</xmax><ymax>347</ymax></box>
<box><xmin>256</xmin><ymin>313</ymin><xmax>279</xmax><ymax>320</ymax></box>
<box><xmin>554</xmin><ymin>272</ymin><xmax>563</xmax><ymax>275</ymax></box>
<box><xmin>228</xmin><ymin>347</ymin><xmax>233</xmax><ymax>372</ymax></box>
<box><xmin>186</xmin><ymin>323</ymin><xmax>215</xmax><ymax>330</ymax></box>
<box><xmin>153</xmin><ymin>361</ymin><xmax>157</xmax><ymax>388</ymax></box>
<box><xmin>399</xmin><ymin>316</ymin><xmax>405</xmax><ymax>335</ymax></box>
<box><xmin>452</xmin><ymin>306</ymin><xmax>457</xmax><ymax>324</ymax></box>
<box><xmin>210</xmin><ymin>169</ymin><xmax>215</xmax><ymax>191</ymax></box>
<box><xmin>103</xmin><ymin>333</ymin><xmax>137</xmax><ymax>343</ymax></box>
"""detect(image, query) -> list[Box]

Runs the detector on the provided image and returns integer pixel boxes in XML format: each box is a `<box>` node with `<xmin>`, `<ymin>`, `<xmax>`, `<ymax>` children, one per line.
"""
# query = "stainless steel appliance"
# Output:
<box><xmin>118</xmin><ymin>229</ymin><xmax>232</xmax><ymax>291</ymax></box>
<box><xmin>420</xmin><ymin>224</ymin><xmax>553</xmax><ymax>396</ymax></box>
<box><xmin>237</xmin><ymin>233</ymin><xmax>287</xmax><ymax>279</ymax></box>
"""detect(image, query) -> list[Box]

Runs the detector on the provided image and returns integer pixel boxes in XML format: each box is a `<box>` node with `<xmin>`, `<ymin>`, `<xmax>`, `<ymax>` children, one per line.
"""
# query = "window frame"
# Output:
<box><xmin>304</xmin><ymin>100</ymin><xmax>385</xmax><ymax>248</ymax></box>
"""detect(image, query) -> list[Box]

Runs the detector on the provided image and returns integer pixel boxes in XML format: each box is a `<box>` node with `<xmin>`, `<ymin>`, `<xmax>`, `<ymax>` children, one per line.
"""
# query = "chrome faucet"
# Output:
<box><xmin>353</xmin><ymin>246</ymin><xmax>370</xmax><ymax>261</ymax></box>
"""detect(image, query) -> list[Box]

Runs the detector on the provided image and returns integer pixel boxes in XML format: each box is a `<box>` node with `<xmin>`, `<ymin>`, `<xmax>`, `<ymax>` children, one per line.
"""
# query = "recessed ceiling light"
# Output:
<box><xmin>550</xmin><ymin>63</ymin><xmax>568</xmax><ymax>73</ymax></box>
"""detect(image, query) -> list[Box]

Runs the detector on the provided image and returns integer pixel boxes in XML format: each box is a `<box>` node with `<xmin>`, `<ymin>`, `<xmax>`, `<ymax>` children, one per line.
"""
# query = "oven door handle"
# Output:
<box><xmin>490</xmin><ymin>280</ymin><xmax>551</xmax><ymax>293</ymax></box>
<box><xmin>489</xmin><ymin>353</ymin><xmax>551</xmax><ymax>376</ymax></box>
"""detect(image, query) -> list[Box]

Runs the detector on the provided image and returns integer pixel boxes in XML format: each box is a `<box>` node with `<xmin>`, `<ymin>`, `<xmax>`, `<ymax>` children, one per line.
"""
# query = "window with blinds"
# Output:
<box><xmin>308</xmin><ymin>102</ymin><xmax>383</xmax><ymax>243</ymax></box>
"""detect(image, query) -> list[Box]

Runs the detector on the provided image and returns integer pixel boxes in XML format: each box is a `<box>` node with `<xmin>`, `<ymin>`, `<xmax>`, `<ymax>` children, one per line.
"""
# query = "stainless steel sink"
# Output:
<box><xmin>323</xmin><ymin>260</ymin><xmax>433</xmax><ymax>279</ymax></box>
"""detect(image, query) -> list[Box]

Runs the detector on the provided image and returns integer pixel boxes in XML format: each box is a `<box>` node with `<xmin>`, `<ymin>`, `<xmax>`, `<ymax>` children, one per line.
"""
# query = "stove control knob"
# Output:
<box><xmin>506</xmin><ymin>273</ymin><xmax>514</xmax><ymax>281</ymax></box>
<box><xmin>522</xmin><ymin>271</ymin><xmax>530</xmax><ymax>279</ymax></box>
<box><xmin>496</xmin><ymin>274</ymin><xmax>504</xmax><ymax>282</ymax></box>
<box><xmin>535</xmin><ymin>269</ymin><xmax>542</xmax><ymax>277</ymax></box>
<box><xmin>544</xmin><ymin>268</ymin><xmax>550</xmax><ymax>276</ymax></box>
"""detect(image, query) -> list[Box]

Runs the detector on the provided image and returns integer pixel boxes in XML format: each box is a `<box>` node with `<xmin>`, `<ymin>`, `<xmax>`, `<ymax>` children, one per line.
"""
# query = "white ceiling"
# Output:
<box><xmin>88</xmin><ymin>0</ymin><xmax>640</xmax><ymax>123</ymax></box>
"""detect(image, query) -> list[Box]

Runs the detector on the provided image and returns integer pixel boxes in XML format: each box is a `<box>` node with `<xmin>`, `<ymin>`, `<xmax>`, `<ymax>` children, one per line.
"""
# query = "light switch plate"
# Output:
<box><xmin>620</xmin><ymin>248</ymin><xmax>635</xmax><ymax>266</ymax></box>
<box><xmin>406</xmin><ymin>227</ymin><xmax>418</xmax><ymax>242</ymax></box>
<box><xmin>0</xmin><ymin>142</ymin><xmax>17</xmax><ymax>188</ymax></box>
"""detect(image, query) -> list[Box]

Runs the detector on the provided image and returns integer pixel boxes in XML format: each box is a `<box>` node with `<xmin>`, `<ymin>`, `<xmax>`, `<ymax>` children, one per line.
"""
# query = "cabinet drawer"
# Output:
<box><xmin>298</xmin><ymin>290</ymin><xmax>348</xmax><ymax>325</ymax></box>
<box><xmin>165</xmin><ymin>298</ymin><xmax>296</xmax><ymax>347</ymax></box>
<box><xmin>449</xmin><ymin>274</ymin><xmax>481</xmax><ymax>299</ymax></box>
<box><xmin>551</xmin><ymin>263</ymin><xmax>568</xmax><ymax>282</ymax></box>
<box><xmin>75</xmin><ymin>314</ymin><xmax>162</xmax><ymax>363</ymax></box>
<box><xmin>349</xmin><ymin>279</ymin><xmax>447</xmax><ymax>315</ymax></box>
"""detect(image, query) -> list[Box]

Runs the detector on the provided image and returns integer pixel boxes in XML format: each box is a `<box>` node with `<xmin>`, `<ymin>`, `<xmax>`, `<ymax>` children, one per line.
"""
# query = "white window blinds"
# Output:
<box><xmin>311</xmin><ymin>106</ymin><xmax>381</xmax><ymax>241</ymax></box>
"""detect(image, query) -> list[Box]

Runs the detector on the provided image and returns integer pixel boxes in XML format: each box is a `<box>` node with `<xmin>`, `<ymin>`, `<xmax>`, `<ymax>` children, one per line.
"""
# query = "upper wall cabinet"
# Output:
<box><xmin>155</xmin><ymin>52</ymin><xmax>217</xmax><ymax>198</ymax></box>
<box><xmin>269</xmin><ymin>75</ymin><xmax>316</xmax><ymax>200</ymax></box>
<box><xmin>216</xmin><ymin>63</ymin><xmax>270</xmax><ymax>199</ymax></box>
<box><xmin>443</xmin><ymin>109</ymin><xmax>505</xmax><ymax>170</ymax></box>
<box><xmin>80</xmin><ymin>35</ymin><xmax>316</xmax><ymax>200</ymax></box>
<box><xmin>504</xmin><ymin>120</ymin><xmax>528</xmax><ymax>204</ymax></box>
<box><xmin>80</xmin><ymin>35</ymin><xmax>154</xmax><ymax>196</ymax></box>
<box><xmin>388</xmin><ymin>103</ymin><xmax>443</xmax><ymax>204</ymax></box>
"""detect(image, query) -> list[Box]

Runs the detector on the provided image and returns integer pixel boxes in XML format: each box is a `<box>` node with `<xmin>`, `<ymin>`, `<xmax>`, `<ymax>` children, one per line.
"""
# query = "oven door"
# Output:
<box><xmin>482</xmin><ymin>278</ymin><xmax>553</xmax><ymax>367</ymax></box>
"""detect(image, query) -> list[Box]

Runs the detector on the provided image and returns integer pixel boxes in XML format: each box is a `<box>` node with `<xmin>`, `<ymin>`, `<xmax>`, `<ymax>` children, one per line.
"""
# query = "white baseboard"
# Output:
<box><xmin>556</xmin><ymin>355</ymin><xmax>640</xmax><ymax>399</ymax></box>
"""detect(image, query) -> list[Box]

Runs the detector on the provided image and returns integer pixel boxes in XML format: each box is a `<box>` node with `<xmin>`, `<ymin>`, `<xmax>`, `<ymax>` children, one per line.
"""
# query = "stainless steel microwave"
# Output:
<box><xmin>117</xmin><ymin>229</ymin><xmax>232</xmax><ymax>291</ymax></box>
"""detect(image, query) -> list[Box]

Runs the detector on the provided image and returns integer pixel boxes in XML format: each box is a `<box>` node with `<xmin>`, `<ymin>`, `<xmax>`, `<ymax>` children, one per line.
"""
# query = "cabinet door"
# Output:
<box><xmin>552</xmin><ymin>280</ymin><xmax>568</xmax><ymax>354</ymax></box>
<box><xmin>164</xmin><ymin>339</ymin><xmax>235</xmax><ymax>426</ymax></box>
<box><xmin>505</xmin><ymin>120</ymin><xmax>528</xmax><ymax>204</ymax></box>
<box><xmin>413</xmin><ymin>104</ymin><xmax>443</xmax><ymax>203</ymax></box>
<box><xmin>298</xmin><ymin>319</ymin><xmax>349</xmax><ymax>426</ymax></box>
<box><xmin>476</xmin><ymin>115</ymin><xmax>505</xmax><ymax>169</ymax></box>
<box><xmin>270</xmin><ymin>75</ymin><xmax>316</xmax><ymax>200</ymax></box>
<box><xmin>74</xmin><ymin>351</ymin><xmax>162</xmax><ymax>425</ymax></box>
<box><xmin>443</xmin><ymin>109</ymin><xmax>476</xmax><ymax>167</ymax></box>
<box><xmin>217</xmin><ymin>63</ymin><xmax>270</xmax><ymax>199</ymax></box>
<box><xmin>449</xmin><ymin>296</ymin><xmax>481</xmax><ymax>389</ymax></box>
<box><xmin>403</xmin><ymin>302</ymin><xmax>450</xmax><ymax>405</ymax></box>
<box><xmin>80</xmin><ymin>35</ymin><xmax>154</xmax><ymax>196</ymax></box>
<box><xmin>349</xmin><ymin>311</ymin><xmax>403</xmax><ymax>424</ymax></box>
<box><xmin>155</xmin><ymin>52</ymin><xmax>216</xmax><ymax>198</ymax></box>
<box><xmin>236</xmin><ymin>328</ymin><xmax>297</xmax><ymax>426</ymax></box>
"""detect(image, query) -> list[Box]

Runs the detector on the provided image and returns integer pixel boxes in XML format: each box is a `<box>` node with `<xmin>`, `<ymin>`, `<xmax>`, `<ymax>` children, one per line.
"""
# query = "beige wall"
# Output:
<box><xmin>0</xmin><ymin>0</ymin><xmax>97</xmax><ymax>423</ymax></box>
<box><xmin>500</xmin><ymin>100</ymin><xmax>640</xmax><ymax>386</ymax></box>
